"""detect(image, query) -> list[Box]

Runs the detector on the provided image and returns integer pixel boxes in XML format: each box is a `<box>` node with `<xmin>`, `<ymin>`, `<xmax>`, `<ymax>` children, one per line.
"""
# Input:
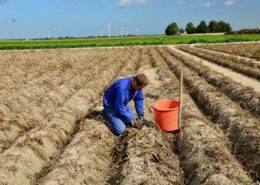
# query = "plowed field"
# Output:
<box><xmin>0</xmin><ymin>43</ymin><xmax>259</xmax><ymax>185</ymax></box>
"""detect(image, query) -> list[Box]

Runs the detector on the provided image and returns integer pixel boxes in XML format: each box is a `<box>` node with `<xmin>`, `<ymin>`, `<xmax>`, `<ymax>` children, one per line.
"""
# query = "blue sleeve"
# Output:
<box><xmin>134</xmin><ymin>90</ymin><xmax>144</xmax><ymax>117</ymax></box>
<box><xmin>114</xmin><ymin>86</ymin><xmax>134</xmax><ymax>123</ymax></box>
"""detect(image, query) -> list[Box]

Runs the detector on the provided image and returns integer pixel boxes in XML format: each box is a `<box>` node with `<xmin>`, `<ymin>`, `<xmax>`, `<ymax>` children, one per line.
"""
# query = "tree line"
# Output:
<box><xmin>165</xmin><ymin>20</ymin><xmax>232</xmax><ymax>35</ymax></box>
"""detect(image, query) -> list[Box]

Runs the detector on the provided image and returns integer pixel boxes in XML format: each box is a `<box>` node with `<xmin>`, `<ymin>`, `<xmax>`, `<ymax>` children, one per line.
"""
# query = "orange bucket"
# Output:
<box><xmin>152</xmin><ymin>99</ymin><xmax>179</xmax><ymax>132</ymax></box>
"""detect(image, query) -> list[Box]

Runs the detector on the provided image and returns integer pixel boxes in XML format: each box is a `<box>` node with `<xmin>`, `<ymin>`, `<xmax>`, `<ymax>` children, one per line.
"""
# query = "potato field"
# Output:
<box><xmin>0</xmin><ymin>42</ymin><xmax>259</xmax><ymax>185</ymax></box>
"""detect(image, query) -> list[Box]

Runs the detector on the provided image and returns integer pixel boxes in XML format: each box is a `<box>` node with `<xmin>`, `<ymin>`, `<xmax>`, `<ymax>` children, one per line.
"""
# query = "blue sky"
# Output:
<box><xmin>0</xmin><ymin>0</ymin><xmax>259</xmax><ymax>39</ymax></box>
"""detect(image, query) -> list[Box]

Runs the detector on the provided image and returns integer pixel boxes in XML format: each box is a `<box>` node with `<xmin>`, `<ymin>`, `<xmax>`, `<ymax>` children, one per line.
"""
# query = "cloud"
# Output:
<box><xmin>0</xmin><ymin>0</ymin><xmax>8</xmax><ymax>5</ymax></box>
<box><xmin>176</xmin><ymin>0</ymin><xmax>187</xmax><ymax>5</ymax></box>
<box><xmin>201</xmin><ymin>1</ymin><xmax>215</xmax><ymax>8</ymax></box>
<box><xmin>224</xmin><ymin>0</ymin><xmax>236</xmax><ymax>6</ymax></box>
<box><xmin>117</xmin><ymin>0</ymin><xmax>151</xmax><ymax>8</ymax></box>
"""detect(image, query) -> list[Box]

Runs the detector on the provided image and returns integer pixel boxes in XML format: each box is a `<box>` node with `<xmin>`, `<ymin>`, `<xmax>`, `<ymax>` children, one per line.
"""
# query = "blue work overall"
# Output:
<box><xmin>103</xmin><ymin>77</ymin><xmax>144</xmax><ymax>135</ymax></box>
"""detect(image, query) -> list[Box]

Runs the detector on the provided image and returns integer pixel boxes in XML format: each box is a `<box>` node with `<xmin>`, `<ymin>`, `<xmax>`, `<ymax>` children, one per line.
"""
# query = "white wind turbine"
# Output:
<box><xmin>108</xmin><ymin>24</ymin><xmax>111</xmax><ymax>37</ymax></box>
<box><xmin>121</xmin><ymin>26</ymin><xmax>124</xmax><ymax>37</ymax></box>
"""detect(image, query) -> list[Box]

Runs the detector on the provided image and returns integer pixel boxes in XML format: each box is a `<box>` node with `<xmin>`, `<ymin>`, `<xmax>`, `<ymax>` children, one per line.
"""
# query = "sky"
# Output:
<box><xmin>0</xmin><ymin>0</ymin><xmax>259</xmax><ymax>39</ymax></box>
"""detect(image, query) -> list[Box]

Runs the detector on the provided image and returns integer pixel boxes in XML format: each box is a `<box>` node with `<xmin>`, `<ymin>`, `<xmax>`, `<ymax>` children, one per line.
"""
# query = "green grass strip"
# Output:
<box><xmin>0</xmin><ymin>34</ymin><xmax>260</xmax><ymax>50</ymax></box>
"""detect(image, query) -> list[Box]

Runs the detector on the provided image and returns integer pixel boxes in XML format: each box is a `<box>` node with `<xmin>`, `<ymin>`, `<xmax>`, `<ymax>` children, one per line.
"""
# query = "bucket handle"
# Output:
<box><xmin>153</xmin><ymin>103</ymin><xmax>159</xmax><ymax>109</ymax></box>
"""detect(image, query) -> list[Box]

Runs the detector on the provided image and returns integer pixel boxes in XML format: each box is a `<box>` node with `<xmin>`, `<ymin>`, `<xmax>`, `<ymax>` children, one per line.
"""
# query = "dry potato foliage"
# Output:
<box><xmin>0</xmin><ymin>45</ymin><xmax>258</xmax><ymax>185</ymax></box>
<box><xmin>178</xmin><ymin>45</ymin><xmax>260</xmax><ymax>80</ymax></box>
<box><xmin>164</xmin><ymin>46</ymin><xmax>260</xmax><ymax>116</ymax></box>
<box><xmin>197</xmin><ymin>43</ymin><xmax>260</xmax><ymax>60</ymax></box>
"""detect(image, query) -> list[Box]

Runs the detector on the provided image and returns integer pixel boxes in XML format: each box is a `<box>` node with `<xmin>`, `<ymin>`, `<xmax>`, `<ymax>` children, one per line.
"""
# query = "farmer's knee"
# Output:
<box><xmin>113</xmin><ymin>123</ymin><xmax>126</xmax><ymax>135</ymax></box>
<box><xmin>103</xmin><ymin>111</ymin><xmax>126</xmax><ymax>135</ymax></box>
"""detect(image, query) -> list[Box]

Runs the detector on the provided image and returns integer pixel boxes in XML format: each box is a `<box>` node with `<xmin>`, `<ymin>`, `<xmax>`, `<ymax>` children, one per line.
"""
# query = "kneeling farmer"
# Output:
<box><xmin>103</xmin><ymin>73</ymin><xmax>148</xmax><ymax>135</ymax></box>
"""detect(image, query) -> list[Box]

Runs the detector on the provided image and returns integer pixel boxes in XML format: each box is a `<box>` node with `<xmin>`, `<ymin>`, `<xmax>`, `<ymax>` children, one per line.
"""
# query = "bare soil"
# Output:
<box><xmin>168</xmin><ymin>46</ymin><xmax>260</xmax><ymax>93</ymax></box>
<box><xmin>196</xmin><ymin>42</ymin><xmax>260</xmax><ymax>61</ymax></box>
<box><xmin>158</xmin><ymin>47</ymin><xmax>259</xmax><ymax>181</ymax></box>
<box><xmin>0</xmin><ymin>44</ymin><xmax>259</xmax><ymax>184</ymax></box>
<box><xmin>165</xmin><ymin>46</ymin><xmax>260</xmax><ymax>116</ymax></box>
<box><xmin>176</xmin><ymin>45</ymin><xmax>260</xmax><ymax>80</ymax></box>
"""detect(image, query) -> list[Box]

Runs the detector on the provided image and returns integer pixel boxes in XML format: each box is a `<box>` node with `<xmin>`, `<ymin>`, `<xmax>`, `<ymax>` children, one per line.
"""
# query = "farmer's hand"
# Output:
<box><xmin>137</xmin><ymin>116</ymin><xmax>144</xmax><ymax>121</ymax></box>
<box><xmin>136</xmin><ymin>116</ymin><xmax>144</xmax><ymax>124</ymax></box>
<box><xmin>130</xmin><ymin>119</ymin><xmax>138</xmax><ymax>128</ymax></box>
<box><xmin>135</xmin><ymin>117</ymin><xmax>144</xmax><ymax>130</ymax></box>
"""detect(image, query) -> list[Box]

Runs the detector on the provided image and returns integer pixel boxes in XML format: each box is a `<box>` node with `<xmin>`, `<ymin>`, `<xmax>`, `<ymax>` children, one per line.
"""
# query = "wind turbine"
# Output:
<box><xmin>108</xmin><ymin>24</ymin><xmax>111</xmax><ymax>37</ymax></box>
<box><xmin>115</xmin><ymin>25</ymin><xmax>119</xmax><ymax>36</ymax></box>
<box><xmin>125</xmin><ymin>27</ymin><xmax>128</xmax><ymax>37</ymax></box>
<box><xmin>135</xmin><ymin>28</ymin><xmax>139</xmax><ymax>36</ymax></box>
<box><xmin>121</xmin><ymin>27</ymin><xmax>124</xmax><ymax>37</ymax></box>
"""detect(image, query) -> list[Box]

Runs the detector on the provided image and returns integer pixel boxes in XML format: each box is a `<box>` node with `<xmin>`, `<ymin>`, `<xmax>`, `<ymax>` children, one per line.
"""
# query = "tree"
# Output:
<box><xmin>179</xmin><ymin>28</ymin><xmax>185</xmax><ymax>33</ymax></box>
<box><xmin>224</xmin><ymin>22</ymin><xmax>232</xmax><ymax>32</ymax></box>
<box><xmin>208</xmin><ymin>20</ymin><xmax>220</xmax><ymax>33</ymax></box>
<box><xmin>185</xmin><ymin>22</ymin><xmax>196</xmax><ymax>34</ymax></box>
<box><xmin>218</xmin><ymin>21</ymin><xmax>232</xmax><ymax>32</ymax></box>
<box><xmin>165</xmin><ymin>22</ymin><xmax>179</xmax><ymax>35</ymax></box>
<box><xmin>196</xmin><ymin>20</ymin><xmax>209</xmax><ymax>33</ymax></box>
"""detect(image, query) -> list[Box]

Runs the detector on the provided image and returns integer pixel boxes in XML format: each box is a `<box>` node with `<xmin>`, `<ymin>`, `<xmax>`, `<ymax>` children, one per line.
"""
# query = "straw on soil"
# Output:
<box><xmin>156</xmin><ymin>46</ymin><xmax>260</xmax><ymax>181</ymax></box>
<box><xmin>149</xmin><ymin>47</ymin><xmax>255</xmax><ymax>185</ymax></box>
<box><xmin>178</xmin><ymin>45</ymin><xmax>260</xmax><ymax>80</ymax></box>
<box><xmin>164</xmin><ymin>46</ymin><xmax>260</xmax><ymax>116</ymax></box>
<box><xmin>0</xmin><ymin>49</ymin><xmax>127</xmax><ymax>185</ymax></box>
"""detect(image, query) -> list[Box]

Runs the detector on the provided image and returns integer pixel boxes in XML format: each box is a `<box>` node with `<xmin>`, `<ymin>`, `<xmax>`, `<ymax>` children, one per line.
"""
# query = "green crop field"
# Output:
<box><xmin>0</xmin><ymin>34</ymin><xmax>260</xmax><ymax>50</ymax></box>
